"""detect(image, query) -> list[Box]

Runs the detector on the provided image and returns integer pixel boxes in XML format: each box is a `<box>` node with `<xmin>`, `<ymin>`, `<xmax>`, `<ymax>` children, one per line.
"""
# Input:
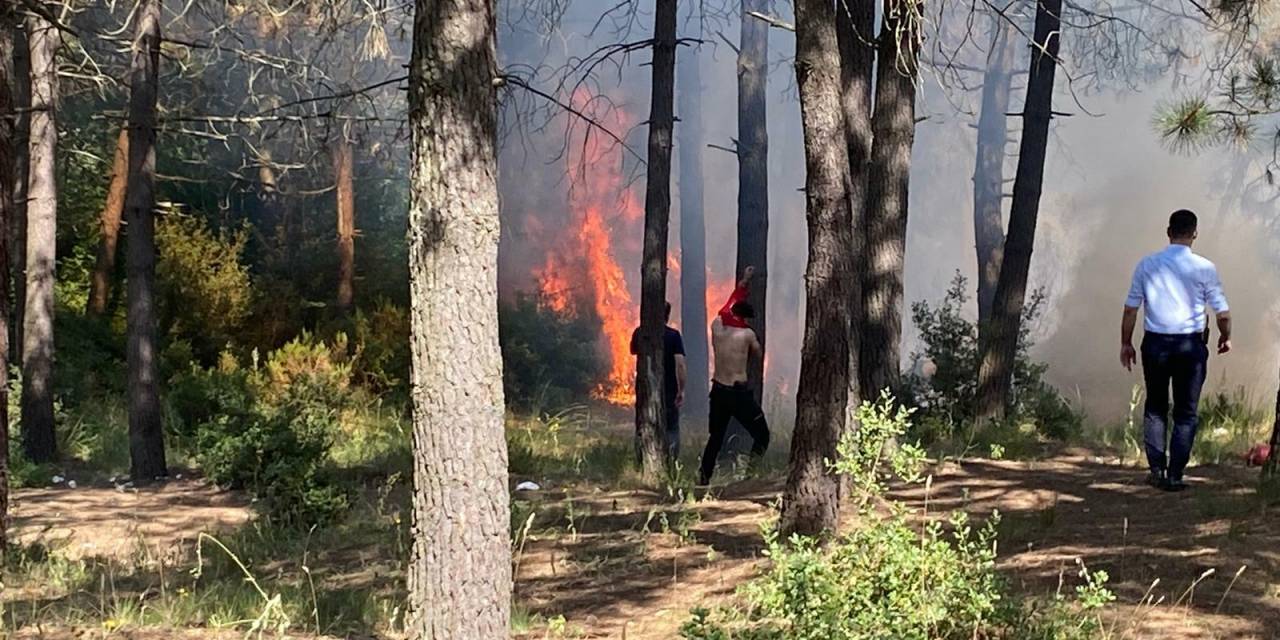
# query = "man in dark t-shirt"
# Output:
<box><xmin>630</xmin><ymin>302</ymin><xmax>687</xmax><ymax>459</ymax></box>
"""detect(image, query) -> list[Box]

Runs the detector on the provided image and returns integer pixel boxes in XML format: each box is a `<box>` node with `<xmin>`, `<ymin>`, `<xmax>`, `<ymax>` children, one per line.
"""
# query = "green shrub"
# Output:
<box><xmin>499</xmin><ymin>293</ymin><xmax>605</xmax><ymax>410</ymax></box>
<box><xmin>680</xmin><ymin>396</ymin><xmax>1112</xmax><ymax>640</ymax></box>
<box><xmin>171</xmin><ymin>336</ymin><xmax>354</xmax><ymax>526</ymax></box>
<box><xmin>902</xmin><ymin>273</ymin><xmax>1082</xmax><ymax>447</ymax></box>
<box><xmin>349</xmin><ymin>299</ymin><xmax>411</xmax><ymax>394</ymax></box>
<box><xmin>156</xmin><ymin>214</ymin><xmax>253</xmax><ymax>360</ymax></box>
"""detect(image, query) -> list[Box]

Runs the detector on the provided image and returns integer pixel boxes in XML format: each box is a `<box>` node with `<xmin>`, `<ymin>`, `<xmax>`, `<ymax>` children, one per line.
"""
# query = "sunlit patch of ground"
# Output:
<box><xmin>2</xmin><ymin>443</ymin><xmax>1276</xmax><ymax>639</ymax></box>
<box><xmin>514</xmin><ymin>453</ymin><xmax>1279</xmax><ymax>639</ymax></box>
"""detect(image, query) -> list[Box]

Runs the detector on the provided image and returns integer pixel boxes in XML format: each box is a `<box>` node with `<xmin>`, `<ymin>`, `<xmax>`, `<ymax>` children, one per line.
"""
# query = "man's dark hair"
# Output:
<box><xmin>665</xmin><ymin>301</ymin><xmax>672</xmax><ymax>321</ymax></box>
<box><xmin>1168</xmin><ymin>209</ymin><xmax>1198</xmax><ymax>239</ymax></box>
<box><xmin>731</xmin><ymin>301</ymin><xmax>755</xmax><ymax>319</ymax></box>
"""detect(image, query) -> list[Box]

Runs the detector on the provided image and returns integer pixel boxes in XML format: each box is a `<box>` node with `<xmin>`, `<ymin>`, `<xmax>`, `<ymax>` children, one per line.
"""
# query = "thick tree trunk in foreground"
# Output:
<box><xmin>125</xmin><ymin>0</ymin><xmax>166</xmax><ymax>481</ymax></box>
<box><xmin>860</xmin><ymin>0</ymin><xmax>922</xmax><ymax>398</ymax></box>
<box><xmin>405</xmin><ymin>0</ymin><xmax>510</xmax><ymax>636</ymax></box>
<box><xmin>836</xmin><ymin>0</ymin><xmax>873</xmax><ymax>418</ymax></box>
<box><xmin>88</xmin><ymin>129</ymin><xmax>128</xmax><ymax>316</ymax></box>
<box><xmin>21</xmin><ymin>14</ymin><xmax>58</xmax><ymax>464</ymax></box>
<box><xmin>334</xmin><ymin>134</ymin><xmax>356</xmax><ymax>312</ymax></box>
<box><xmin>635</xmin><ymin>0</ymin><xmax>678</xmax><ymax>482</ymax></box>
<box><xmin>736</xmin><ymin>0</ymin><xmax>769</xmax><ymax>401</ymax></box>
<box><xmin>781</xmin><ymin>0</ymin><xmax>856</xmax><ymax>539</ymax></box>
<box><xmin>975</xmin><ymin>0</ymin><xmax>1062</xmax><ymax>423</ymax></box>
<box><xmin>678</xmin><ymin>42</ymin><xmax>709</xmax><ymax>415</ymax></box>
<box><xmin>11</xmin><ymin>25</ymin><xmax>27</xmax><ymax>368</ymax></box>
<box><xmin>0</xmin><ymin>6</ymin><xmax>20</xmax><ymax>552</ymax></box>
<box><xmin>974</xmin><ymin>15</ymin><xmax>1017</xmax><ymax>332</ymax></box>
<box><xmin>1264</xmin><ymin>367</ymin><xmax>1280</xmax><ymax>479</ymax></box>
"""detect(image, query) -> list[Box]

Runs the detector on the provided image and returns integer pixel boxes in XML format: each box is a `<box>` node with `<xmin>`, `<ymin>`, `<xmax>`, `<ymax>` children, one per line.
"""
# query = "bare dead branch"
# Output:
<box><xmin>747</xmin><ymin>10</ymin><xmax>795</xmax><ymax>32</ymax></box>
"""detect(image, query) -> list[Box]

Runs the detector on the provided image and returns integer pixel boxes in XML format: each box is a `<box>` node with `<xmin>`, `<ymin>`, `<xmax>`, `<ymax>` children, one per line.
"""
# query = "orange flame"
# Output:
<box><xmin>535</xmin><ymin>259</ymin><xmax>574</xmax><ymax>315</ymax></box>
<box><xmin>530</xmin><ymin>89</ymin><xmax>647</xmax><ymax>406</ymax></box>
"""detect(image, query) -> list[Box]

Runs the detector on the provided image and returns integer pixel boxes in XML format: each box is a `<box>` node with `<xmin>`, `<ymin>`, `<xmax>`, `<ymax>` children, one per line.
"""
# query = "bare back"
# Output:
<box><xmin>711</xmin><ymin>317</ymin><xmax>759</xmax><ymax>385</ymax></box>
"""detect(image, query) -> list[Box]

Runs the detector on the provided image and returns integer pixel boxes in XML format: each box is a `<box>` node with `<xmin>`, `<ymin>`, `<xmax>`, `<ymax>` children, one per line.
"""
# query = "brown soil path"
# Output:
<box><xmin>4</xmin><ymin>455</ymin><xmax>1275</xmax><ymax>639</ymax></box>
<box><xmin>515</xmin><ymin>453</ymin><xmax>1279</xmax><ymax>639</ymax></box>
<box><xmin>10</xmin><ymin>477</ymin><xmax>252</xmax><ymax>562</ymax></box>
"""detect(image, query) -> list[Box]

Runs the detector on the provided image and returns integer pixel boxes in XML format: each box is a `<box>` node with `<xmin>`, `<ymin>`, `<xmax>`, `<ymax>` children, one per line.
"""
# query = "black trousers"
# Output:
<box><xmin>1141</xmin><ymin>332</ymin><xmax>1208</xmax><ymax>481</ymax></box>
<box><xmin>699</xmin><ymin>381</ymin><xmax>770</xmax><ymax>484</ymax></box>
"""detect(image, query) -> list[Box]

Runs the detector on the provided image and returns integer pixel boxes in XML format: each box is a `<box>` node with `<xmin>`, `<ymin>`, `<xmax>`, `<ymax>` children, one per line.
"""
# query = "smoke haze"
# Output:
<box><xmin>495</xmin><ymin>3</ymin><xmax>1280</xmax><ymax>424</ymax></box>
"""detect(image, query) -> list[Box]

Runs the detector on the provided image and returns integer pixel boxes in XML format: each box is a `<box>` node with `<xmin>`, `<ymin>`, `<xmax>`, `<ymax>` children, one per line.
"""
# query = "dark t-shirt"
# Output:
<box><xmin>630</xmin><ymin>326</ymin><xmax>686</xmax><ymax>403</ymax></box>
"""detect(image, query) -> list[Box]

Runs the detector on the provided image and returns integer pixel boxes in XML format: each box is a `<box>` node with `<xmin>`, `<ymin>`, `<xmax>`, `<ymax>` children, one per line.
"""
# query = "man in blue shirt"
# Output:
<box><xmin>631</xmin><ymin>302</ymin><xmax>687</xmax><ymax>460</ymax></box>
<box><xmin>1121</xmin><ymin>209</ymin><xmax>1232</xmax><ymax>492</ymax></box>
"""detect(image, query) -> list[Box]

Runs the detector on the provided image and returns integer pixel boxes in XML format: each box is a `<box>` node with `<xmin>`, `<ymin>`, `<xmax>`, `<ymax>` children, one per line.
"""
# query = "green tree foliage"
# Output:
<box><xmin>155</xmin><ymin>215</ymin><xmax>253</xmax><ymax>360</ymax></box>
<box><xmin>901</xmin><ymin>274</ymin><xmax>1081</xmax><ymax>443</ymax></box>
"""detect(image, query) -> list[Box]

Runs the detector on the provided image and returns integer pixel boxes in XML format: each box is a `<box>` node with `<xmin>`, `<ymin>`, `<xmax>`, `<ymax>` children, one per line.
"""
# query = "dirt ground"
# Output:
<box><xmin>5</xmin><ymin>454</ymin><xmax>1277</xmax><ymax>639</ymax></box>
<box><xmin>514</xmin><ymin>451</ymin><xmax>1280</xmax><ymax>639</ymax></box>
<box><xmin>10</xmin><ymin>477</ymin><xmax>252</xmax><ymax>562</ymax></box>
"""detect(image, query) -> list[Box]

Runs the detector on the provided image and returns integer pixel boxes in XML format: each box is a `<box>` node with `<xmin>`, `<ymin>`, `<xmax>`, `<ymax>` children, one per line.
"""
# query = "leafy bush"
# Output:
<box><xmin>902</xmin><ymin>273</ymin><xmax>1082</xmax><ymax>446</ymax></box>
<box><xmin>156</xmin><ymin>214</ymin><xmax>253</xmax><ymax>360</ymax></box>
<box><xmin>169</xmin><ymin>336</ymin><xmax>354</xmax><ymax>526</ymax></box>
<box><xmin>680</xmin><ymin>395</ymin><xmax>1113</xmax><ymax>640</ymax></box>
<box><xmin>348</xmin><ymin>300</ymin><xmax>411</xmax><ymax>393</ymax></box>
<box><xmin>499</xmin><ymin>294</ymin><xmax>605</xmax><ymax>410</ymax></box>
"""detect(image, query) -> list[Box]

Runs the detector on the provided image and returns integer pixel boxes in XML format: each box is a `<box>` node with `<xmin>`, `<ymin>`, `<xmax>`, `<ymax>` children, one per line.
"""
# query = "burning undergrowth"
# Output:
<box><xmin>500</xmin><ymin>90</ymin><xmax>734</xmax><ymax>409</ymax></box>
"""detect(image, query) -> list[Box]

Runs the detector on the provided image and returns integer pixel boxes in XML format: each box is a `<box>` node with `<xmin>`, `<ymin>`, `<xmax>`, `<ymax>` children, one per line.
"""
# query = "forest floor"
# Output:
<box><xmin>511</xmin><ymin>449</ymin><xmax>1280</xmax><ymax>639</ymax></box>
<box><xmin>3</xmin><ymin>446</ymin><xmax>1278</xmax><ymax>639</ymax></box>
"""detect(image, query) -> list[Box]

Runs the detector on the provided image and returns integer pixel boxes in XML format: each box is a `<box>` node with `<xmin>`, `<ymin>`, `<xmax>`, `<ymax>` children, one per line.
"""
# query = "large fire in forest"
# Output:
<box><xmin>533</xmin><ymin>91</ymin><xmax>645</xmax><ymax>405</ymax></box>
<box><xmin>530</xmin><ymin>92</ymin><xmax>742</xmax><ymax>406</ymax></box>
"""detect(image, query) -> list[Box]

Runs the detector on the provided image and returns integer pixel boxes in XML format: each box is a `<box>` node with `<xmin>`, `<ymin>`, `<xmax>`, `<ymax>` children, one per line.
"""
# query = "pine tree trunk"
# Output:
<box><xmin>635</xmin><ymin>0</ymin><xmax>678</xmax><ymax>482</ymax></box>
<box><xmin>0</xmin><ymin>6</ymin><xmax>20</xmax><ymax>553</ymax></box>
<box><xmin>1263</xmin><ymin>366</ymin><xmax>1280</xmax><ymax>479</ymax></box>
<box><xmin>860</xmin><ymin>0</ymin><xmax>922</xmax><ymax>398</ymax></box>
<box><xmin>837</xmin><ymin>0</ymin><xmax>874</xmax><ymax>419</ymax></box>
<box><xmin>21</xmin><ymin>14</ymin><xmax>58</xmax><ymax>464</ymax></box>
<box><xmin>974</xmin><ymin>15</ymin><xmax>1017</xmax><ymax>331</ymax></box>
<box><xmin>736</xmin><ymin>0</ymin><xmax>769</xmax><ymax>402</ymax></box>
<box><xmin>125</xmin><ymin>0</ymin><xmax>166</xmax><ymax>481</ymax></box>
<box><xmin>678</xmin><ymin>42</ymin><xmax>709</xmax><ymax>415</ymax></box>
<box><xmin>334</xmin><ymin>134</ymin><xmax>356</xmax><ymax>312</ymax></box>
<box><xmin>405</xmin><ymin>0</ymin><xmax>510</xmax><ymax>636</ymax></box>
<box><xmin>10</xmin><ymin>24</ymin><xmax>27</xmax><ymax>368</ymax></box>
<box><xmin>781</xmin><ymin>0</ymin><xmax>856</xmax><ymax>539</ymax></box>
<box><xmin>975</xmin><ymin>0</ymin><xmax>1062</xmax><ymax>422</ymax></box>
<box><xmin>88</xmin><ymin>129</ymin><xmax>128</xmax><ymax>317</ymax></box>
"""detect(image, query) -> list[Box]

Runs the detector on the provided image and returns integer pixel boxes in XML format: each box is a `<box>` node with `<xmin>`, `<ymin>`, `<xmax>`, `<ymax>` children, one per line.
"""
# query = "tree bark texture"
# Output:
<box><xmin>974</xmin><ymin>15</ymin><xmax>1017</xmax><ymax>331</ymax></box>
<box><xmin>836</xmin><ymin>0</ymin><xmax>874</xmax><ymax>418</ymax></box>
<box><xmin>635</xmin><ymin>0</ymin><xmax>678</xmax><ymax>482</ymax></box>
<box><xmin>125</xmin><ymin>0</ymin><xmax>166</xmax><ymax>481</ymax></box>
<box><xmin>860</xmin><ymin>0</ymin><xmax>922</xmax><ymax>398</ymax></box>
<box><xmin>405</xmin><ymin>0</ymin><xmax>511</xmax><ymax>636</ymax></box>
<box><xmin>975</xmin><ymin>0</ymin><xmax>1062</xmax><ymax>423</ymax></box>
<box><xmin>0</xmin><ymin>6</ymin><xmax>19</xmax><ymax>552</ymax></box>
<box><xmin>88</xmin><ymin>129</ymin><xmax>128</xmax><ymax>316</ymax></box>
<box><xmin>736</xmin><ymin>0</ymin><xmax>769</xmax><ymax>401</ymax></box>
<box><xmin>334</xmin><ymin>134</ymin><xmax>356</xmax><ymax>312</ymax></box>
<box><xmin>11</xmin><ymin>24</ymin><xmax>27</xmax><ymax>367</ymax></box>
<box><xmin>678</xmin><ymin>41</ymin><xmax>709</xmax><ymax>415</ymax></box>
<box><xmin>21</xmin><ymin>14</ymin><xmax>58</xmax><ymax>464</ymax></box>
<box><xmin>781</xmin><ymin>0</ymin><xmax>856</xmax><ymax>539</ymax></box>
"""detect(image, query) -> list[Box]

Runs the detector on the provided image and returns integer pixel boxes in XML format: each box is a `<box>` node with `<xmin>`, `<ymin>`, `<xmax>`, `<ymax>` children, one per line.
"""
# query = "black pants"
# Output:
<box><xmin>1141</xmin><ymin>332</ymin><xmax>1208</xmax><ymax>481</ymax></box>
<box><xmin>699</xmin><ymin>381</ymin><xmax>770</xmax><ymax>484</ymax></box>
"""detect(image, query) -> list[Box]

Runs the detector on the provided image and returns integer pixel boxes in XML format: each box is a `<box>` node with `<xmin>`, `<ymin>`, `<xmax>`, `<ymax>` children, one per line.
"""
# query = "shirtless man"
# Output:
<box><xmin>699</xmin><ymin>266</ymin><xmax>770</xmax><ymax>485</ymax></box>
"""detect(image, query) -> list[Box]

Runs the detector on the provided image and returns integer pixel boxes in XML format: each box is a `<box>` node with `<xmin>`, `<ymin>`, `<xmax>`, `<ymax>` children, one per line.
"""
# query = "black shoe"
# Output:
<box><xmin>1146</xmin><ymin>472</ymin><xmax>1166</xmax><ymax>489</ymax></box>
<box><xmin>1163</xmin><ymin>477</ymin><xmax>1188</xmax><ymax>492</ymax></box>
